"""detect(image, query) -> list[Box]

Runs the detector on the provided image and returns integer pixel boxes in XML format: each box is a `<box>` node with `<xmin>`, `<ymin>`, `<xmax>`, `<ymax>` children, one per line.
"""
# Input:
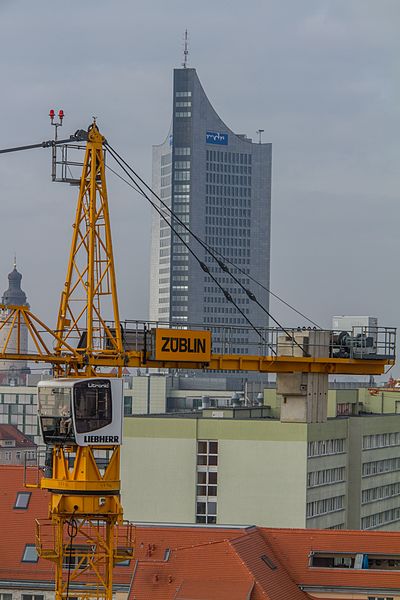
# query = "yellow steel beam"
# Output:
<box><xmin>0</xmin><ymin>347</ymin><xmax>392</xmax><ymax>375</ymax></box>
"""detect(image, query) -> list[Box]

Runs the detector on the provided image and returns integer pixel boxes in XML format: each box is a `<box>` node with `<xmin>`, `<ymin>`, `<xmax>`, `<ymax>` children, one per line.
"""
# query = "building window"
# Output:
<box><xmin>362</xmin><ymin>458</ymin><xmax>400</xmax><ymax>477</ymax></box>
<box><xmin>175</xmin><ymin>161</ymin><xmax>190</xmax><ymax>169</ymax></box>
<box><xmin>363</xmin><ymin>432</ymin><xmax>400</xmax><ymax>450</ymax></box>
<box><xmin>175</xmin><ymin>91</ymin><xmax>192</xmax><ymax>97</ymax></box>
<box><xmin>196</xmin><ymin>440</ymin><xmax>218</xmax><ymax>524</ymax></box>
<box><xmin>0</xmin><ymin>594</ymin><xmax>12</xmax><ymax>600</ymax></box>
<box><xmin>21</xmin><ymin>596</ymin><xmax>44</xmax><ymax>600</ymax></box>
<box><xmin>14</xmin><ymin>491</ymin><xmax>31</xmax><ymax>509</ymax></box>
<box><xmin>362</xmin><ymin>507</ymin><xmax>400</xmax><ymax>530</ymax></box>
<box><xmin>306</xmin><ymin>495</ymin><xmax>345</xmax><ymax>518</ymax></box>
<box><xmin>174</xmin><ymin>147</ymin><xmax>191</xmax><ymax>156</ymax></box>
<box><xmin>123</xmin><ymin>397</ymin><xmax>132</xmax><ymax>416</ymax></box>
<box><xmin>63</xmin><ymin>545</ymin><xmax>89</xmax><ymax>570</ymax></box>
<box><xmin>174</xmin><ymin>171</ymin><xmax>190</xmax><ymax>181</ymax></box>
<box><xmin>22</xmin><ymin>544</ymin><xmax>38</xmax><ymax>563</ymax></box>
<box><xmin>307</xmin><ymin>438</ymin><xmax>346</xmax><ymax>458</ymax></box>
<box><xmin>307</xmin><ymin>467</ymin><xmax>346</xmax><ymax>488</ymax></box>
<box><xmin>175</xmin><ymin>111</ymin><xmax>191</xmax><ymax>118</ymax></box>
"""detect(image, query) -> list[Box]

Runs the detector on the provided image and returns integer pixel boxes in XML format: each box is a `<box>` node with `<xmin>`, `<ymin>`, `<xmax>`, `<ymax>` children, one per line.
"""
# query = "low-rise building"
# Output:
<box><xmin>0</xmin><ymin>386</ymin><xmax>40</xmax><ymax>445</ymax></box>
<box><xmin>122</xmin><ymin>404</ymin><xmax>400</xmax><ymax>531</ymax></box>
<box><xmin>0</xmin><ymin>424</ymin><xmax>36</xmax><ymax>465</ymax></box>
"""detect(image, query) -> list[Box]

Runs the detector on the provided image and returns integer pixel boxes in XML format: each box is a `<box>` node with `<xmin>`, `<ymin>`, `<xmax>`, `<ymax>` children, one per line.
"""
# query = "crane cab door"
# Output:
<box><xmin>73</xmin><ymin>379</ymin><xmax>122</xmax><ymax>446</ymax></box>
<box><xmin>38</xmin><ymin>378</ymin><xmax>123</xmax><ymax>446</ymax></box>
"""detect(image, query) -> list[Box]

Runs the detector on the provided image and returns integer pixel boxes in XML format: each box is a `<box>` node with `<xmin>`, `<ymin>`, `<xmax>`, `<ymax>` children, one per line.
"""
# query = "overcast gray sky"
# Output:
<box><xmin>0</xmin><ymin>1</ymin><xmax>399</xmax><ymax>370</ymax></box>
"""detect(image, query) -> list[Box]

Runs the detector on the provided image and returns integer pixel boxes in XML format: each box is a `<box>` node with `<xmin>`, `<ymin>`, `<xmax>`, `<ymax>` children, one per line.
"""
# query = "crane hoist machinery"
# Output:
<box><xmin>0</xmin><ymin>117</ymin><xmax>396</xmax><ymax>600</ymax></box>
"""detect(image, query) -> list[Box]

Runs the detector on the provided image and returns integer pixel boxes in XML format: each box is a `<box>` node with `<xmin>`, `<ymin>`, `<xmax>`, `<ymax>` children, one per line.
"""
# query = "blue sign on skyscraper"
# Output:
<box><xmin>206</xmin><ymin>131</ymin><xmax>228</xmax><ymax>145</ymax></box>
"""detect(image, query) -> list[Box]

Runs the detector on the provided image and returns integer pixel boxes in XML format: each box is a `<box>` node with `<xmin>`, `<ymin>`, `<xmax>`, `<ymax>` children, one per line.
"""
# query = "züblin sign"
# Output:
<box><xmin>206</xmin><ymin>131</ymin><xmax>228</xmax><ymax>145</ymax></box>
<box><xmin>152</xmin><ymin>328</ymin><xmax>212</xmax><ymax>363</ymax></box>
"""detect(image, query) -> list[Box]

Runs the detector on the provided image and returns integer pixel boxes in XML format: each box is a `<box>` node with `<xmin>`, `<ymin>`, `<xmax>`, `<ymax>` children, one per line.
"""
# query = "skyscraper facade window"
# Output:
<box><xmin>150</xmin><ymin>68</ymin><xmax>272</xmax><ymax>353</ymax></box>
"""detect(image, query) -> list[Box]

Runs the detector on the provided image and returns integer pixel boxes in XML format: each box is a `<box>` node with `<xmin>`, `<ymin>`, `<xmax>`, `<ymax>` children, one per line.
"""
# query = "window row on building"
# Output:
<box><xmin>175</xmin><ymin>171</ymin><xmax>190</xmax><ymax>181</ymax></box>
<box><xmin>206</xmin><ymin>150</ymin><xmax>252</xmax><ymax>165</ymax></box>
<box><xmin>204</xmin><ymin>297</ymin><xmax>249</xmax><ymax>306</ymax></box>
<box><xmin>362</xmin><ymin>481</ymin><xmax>400</xmax><ymax>504</ymax></box>
<box><xmin>206</xmin><ymin>198</ymin><xmax>251</xmax><ymax>210</ymax></box>
<box><xmin>307</xmin><ymin>467</ymin><xmax>346</xmax><ymax>488</ymax></box>
<box><xmin>205</xmin><ymin>234</ymin><xmax>251</xmax><ymax>246</ymax></box>
<box><xmin>174</xmin><ymin>146</ymin><xmax>191</xmax><ymax>155</ymax></box>
<box><xmin>307</xmin><ymin>438</ymin><xmax>346</xmax><ymax>458</ymax></box>
<box><xmin>205</xmin><ymin>185</ymin><xmax>252</xmax><ymax>197</ymax></box>
<box><xmin>206</xmin><ymin>206</ymin><xmax>251</xmax><ymax>217</ymax></box>
<box><xmin>204</xmin><ymin>306</ymin><xmax>250</xmax><ymax>315</ymax></box>
<box><xmin>206</xmin><ymin>173</ymin><xmax>252</xmax><ymax>186</ymax></box>
<box><xmin>0</xmin><ymin>393</ymin><xmax>35</xmax><ymax>404</ymax></box>
<box><xmin>363</xmin><ymin>432</ymin><xmax>400</xmax><ymax>450</ymax></box>
<box><xmin>206</xmin><ymin>162</ymin><xmax>251</xmax><ymax>174</ymax></box>
<box><xmin>362</xmin><ymin>507</ymin><xmax>400</xmax><ymax>530</ymax></box>
<box><xmin>161</xmin><ymin>153</ymin><xmax>172</xmax><ymax>165</ymax></box>
<box><xmin>306</xmin><ymin>495</ymin><xmax>345</xmax><ymax>518</ymax></box>
<box><xmin>161</xmin><ymin>163</ymin><xmax>171</xmax><ymax>176</ymax></box>
<box><xmin>362</xmin><ymin>457</ymin><xmax>400</xmax><ymax>477</ymax></box>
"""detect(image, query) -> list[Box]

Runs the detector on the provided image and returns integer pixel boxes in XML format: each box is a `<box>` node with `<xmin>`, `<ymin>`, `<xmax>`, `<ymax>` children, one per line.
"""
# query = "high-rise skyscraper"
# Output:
<box><xmin>150</xmin><ymin>67</ymin><xmax>272</xmax><ymax>354</ymax></box>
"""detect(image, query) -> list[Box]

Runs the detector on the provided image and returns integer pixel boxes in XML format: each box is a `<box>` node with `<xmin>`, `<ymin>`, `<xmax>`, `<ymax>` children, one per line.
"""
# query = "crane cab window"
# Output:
<box><xmin>38</xmin><ymin>386</ymin><xmax>73</xmax><ymax>443</ymax></box>
<box><xmin>74</xmin><ymin>380</ymin><xmax>112</xmax><ymax>434</ymax></box>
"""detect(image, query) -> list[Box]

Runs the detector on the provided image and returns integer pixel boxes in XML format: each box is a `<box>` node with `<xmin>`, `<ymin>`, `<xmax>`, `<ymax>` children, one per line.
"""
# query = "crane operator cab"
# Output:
<box><xmin>37</xmin><ymin>378</ymin><xmax>123</xmax><ymax>446</ymax></box>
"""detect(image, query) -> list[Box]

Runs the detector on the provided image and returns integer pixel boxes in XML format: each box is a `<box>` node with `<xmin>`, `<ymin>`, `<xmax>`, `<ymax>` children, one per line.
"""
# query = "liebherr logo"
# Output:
<box><xmin>87</xmin><ymin>382</ymin><xmax>110</xmax><ymax>389</ymax></box>
<box><xmin>84</xmin><ymin>435</ymin><xmax>119</xmax><ymax>443</ymax></box>
<box><xmin>161</xmin><ymin>336</ymin><xmax>206</xmax><ymax>354</ymax></box>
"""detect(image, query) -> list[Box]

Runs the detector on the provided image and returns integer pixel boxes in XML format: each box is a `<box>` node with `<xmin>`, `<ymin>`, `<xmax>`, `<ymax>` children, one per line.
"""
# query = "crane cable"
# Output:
<box><xmin>105</xmin><ymin>144</ymin><xmax>275</xmax><ymax>353</ymax></box>
<box><xmin>65</xmin><ymin>507</ymin><xmax>78</xmax><ymax>600</ymax></box>
<box><xmin>105</xmin><ymin>143</ymin><xmax>310</xmax><ymax>356</ymax></box>
<box><xmin>105</xmin><ymin>161</ymin><xmax>320</xmax><ymax>330</ymax></box>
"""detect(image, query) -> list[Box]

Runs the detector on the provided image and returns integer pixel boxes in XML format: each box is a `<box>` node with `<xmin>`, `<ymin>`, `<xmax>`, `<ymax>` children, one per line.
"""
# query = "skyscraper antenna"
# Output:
<box><xmin>13</xmin><ymin>253</ymin><xmax>17</xmax><ymax>269</ymax></box>
<box><xmin>182</xmin><ymin>29</ymin><xmax>189</xmax><ymax>68</ymax></box>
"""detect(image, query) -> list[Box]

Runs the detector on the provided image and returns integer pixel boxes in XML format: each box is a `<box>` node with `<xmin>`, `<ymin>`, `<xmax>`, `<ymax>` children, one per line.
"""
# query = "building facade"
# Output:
<box><xmin>0</xmin><ymin>385</ymin><xmax>40</xmax><ymax>445</ymax></box>
<box><xmin>0</xmin><ymin>424</ymin><xmax>36</xmax><ymax>465</ymax></box>
<box><xmin>121</xmin><ymin>387</ymin><xmax>400</xmax><ymax>532</ymax></box>
<box><xmin>149</xmin><ymin>67</ymin><xmax>272</xmax><ymax>353</ymax></box>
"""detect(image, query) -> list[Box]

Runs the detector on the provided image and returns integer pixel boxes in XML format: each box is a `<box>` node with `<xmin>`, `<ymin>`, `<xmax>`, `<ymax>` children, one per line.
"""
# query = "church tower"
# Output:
<box><xmin>0</xmin><ymin>262</ymin><xmax>29</xmax><ymax>385</ymax></box>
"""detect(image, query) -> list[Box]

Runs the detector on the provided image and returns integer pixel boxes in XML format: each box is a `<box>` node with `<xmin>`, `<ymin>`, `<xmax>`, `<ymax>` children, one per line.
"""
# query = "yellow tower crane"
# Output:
<box><xmin>0</xmin><ymin>120</ymin><xmax>396</xmax><ymax>600</ymax></box>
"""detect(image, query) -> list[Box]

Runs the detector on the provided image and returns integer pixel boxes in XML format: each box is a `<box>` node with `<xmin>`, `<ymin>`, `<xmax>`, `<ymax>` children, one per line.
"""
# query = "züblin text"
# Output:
<box><xmin>161</xmin><ymin>336</ymin><xmax>207</xmax><ymax>353</ymax></box>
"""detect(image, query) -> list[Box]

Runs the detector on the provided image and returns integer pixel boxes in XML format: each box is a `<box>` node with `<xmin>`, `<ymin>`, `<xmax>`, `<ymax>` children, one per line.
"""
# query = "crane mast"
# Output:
<box><xmin>32</xmin><ymin>122</ymin><xmax>132</xmax><ymax>600</ymax></box>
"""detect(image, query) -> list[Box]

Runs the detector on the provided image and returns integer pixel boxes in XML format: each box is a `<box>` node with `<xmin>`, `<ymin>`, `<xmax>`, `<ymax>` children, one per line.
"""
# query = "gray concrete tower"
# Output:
<box><xmin>150</xmin><ymin>67</ymin><xmax>272</xmax><ymax>356</ymax></box>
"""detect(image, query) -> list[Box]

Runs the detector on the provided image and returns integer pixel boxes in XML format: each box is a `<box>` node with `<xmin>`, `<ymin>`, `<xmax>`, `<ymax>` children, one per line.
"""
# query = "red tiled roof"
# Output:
<box><xmin>0</xmin><ymin>424</ymin><xmax>36</xmax><ymax>447</ymax></box>
<box><xmin>263</xmin><ymin>527</ymin><xmax>400</xmax><ymax>590</ymax></box>
<box><xmin>230</xmin><ymin>528</ymin><xmax>307</xmax><ymax>599</ymax></box>
<box><xmin>4</xmin><ymin>466</ymin><xmax>400</xmax><ymax>598</ymax></box>
<box><xmin>0</xmin><ymin>465</ymin><xmax>131</xmax><ymax>588</ymax></box>
<box><xmin>130</xmin><ymin>530</ymin><xmax>254</xmax><ymax>600</ymax></box>
<box><xmin>129</xmin><ymin>525</ymin><xmax>307</xmax><ymax>600</ymax></box>
<box><xmin>0</xmin><ymin>465</ymin><xmax>52</xmax><ymax>584</ymax></box>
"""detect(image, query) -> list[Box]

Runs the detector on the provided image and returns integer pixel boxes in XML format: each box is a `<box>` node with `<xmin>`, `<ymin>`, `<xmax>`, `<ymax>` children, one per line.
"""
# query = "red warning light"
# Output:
<box><xmin>49</xmin><ymin>109</ymin><xmax>55</xmax><ymax>119</ymax></box>
<box><xmin>58</xmin><ymin>109</ymin><xmax>64</xmax><ymax>120</ymax></box>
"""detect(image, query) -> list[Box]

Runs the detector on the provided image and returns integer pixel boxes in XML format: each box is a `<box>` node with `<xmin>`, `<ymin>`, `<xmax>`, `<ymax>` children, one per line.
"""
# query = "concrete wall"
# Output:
<box><xmin>121</xmin><ymin>416</ymin><xmax>308</xmax><ymax>527</ymax></box>
<box><xmin>121</xmin><ymin>418</ymin><xmax>197</xmax><ymax>523</ymax></box>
